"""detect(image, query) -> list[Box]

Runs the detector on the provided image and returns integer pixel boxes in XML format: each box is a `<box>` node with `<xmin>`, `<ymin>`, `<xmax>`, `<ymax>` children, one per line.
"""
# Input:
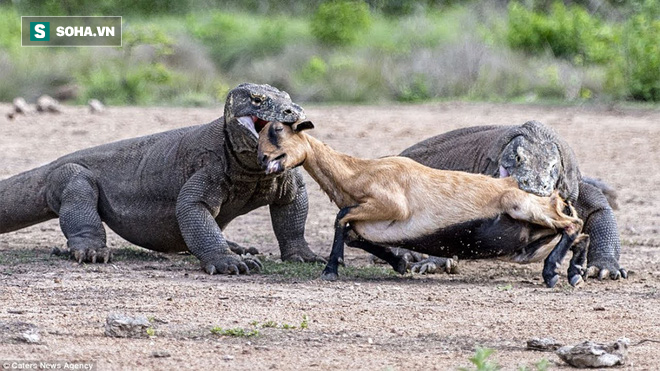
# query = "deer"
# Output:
<box><xmin>257</xmin><ymin>120</ymin><xmax>589</xmax><ymax>288</ymax></box>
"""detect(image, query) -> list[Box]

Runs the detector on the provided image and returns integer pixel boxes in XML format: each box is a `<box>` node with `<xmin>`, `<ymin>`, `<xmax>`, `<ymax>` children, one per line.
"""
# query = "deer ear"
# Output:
<box><xmin>293</xmin><ymin>121</ymin><xmax>314</xmax><ymax>132</ymax></box>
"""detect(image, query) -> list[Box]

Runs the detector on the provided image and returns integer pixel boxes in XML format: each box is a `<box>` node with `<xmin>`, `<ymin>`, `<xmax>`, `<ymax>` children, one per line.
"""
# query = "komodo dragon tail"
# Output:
<box><xmin>0</xmin><ymin>165</ymin><xmax>56</xmax><ymax>233</ymax></box>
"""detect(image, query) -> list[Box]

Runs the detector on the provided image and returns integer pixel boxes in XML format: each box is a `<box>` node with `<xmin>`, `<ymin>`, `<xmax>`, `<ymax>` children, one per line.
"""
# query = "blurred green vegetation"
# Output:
<box><xmin>0</xmin><ymin>0</ymin><xmax>659</xmax><ymax>105</ymax></box>
<box><xmin>311</xmin><ymin>1</ymin><xmax>372</xmax><ymax>46</ymax></box>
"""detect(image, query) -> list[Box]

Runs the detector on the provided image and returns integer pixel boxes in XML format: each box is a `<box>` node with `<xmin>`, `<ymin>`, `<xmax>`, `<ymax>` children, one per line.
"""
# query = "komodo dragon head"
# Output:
<box><xmin>499</xmin><ymin>135</ymin><xmax>561</xmax><ymax>196</ymax></box>
<box><xmin>495</xmin><ymin>121</ymin><xmax>579</xmax><ymax>200</ymax></box>
<box><xmin>224</xmin><ymin>83</ymin><xmax>305</xmax><ymax>140</ymax></box>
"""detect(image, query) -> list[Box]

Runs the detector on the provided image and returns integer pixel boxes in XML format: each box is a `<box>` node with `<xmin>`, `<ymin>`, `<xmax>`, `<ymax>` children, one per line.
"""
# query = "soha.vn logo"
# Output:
<box><xmin>29</xmin><ymin>22</ymin><xmax>50</xmax><ymax>41</ymax></box>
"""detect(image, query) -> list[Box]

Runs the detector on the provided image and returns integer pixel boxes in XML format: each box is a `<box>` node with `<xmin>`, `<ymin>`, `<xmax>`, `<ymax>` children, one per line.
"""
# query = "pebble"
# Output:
<box><xmin>104</xmin><ymin>314</ymin><xmax>150</xmax><ymax>338</ymax></box>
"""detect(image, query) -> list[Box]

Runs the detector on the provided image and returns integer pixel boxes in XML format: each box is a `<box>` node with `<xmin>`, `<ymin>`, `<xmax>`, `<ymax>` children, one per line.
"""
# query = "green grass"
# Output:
<box><xmin>210</xmin><ymin>327</ymin><xmax>260</xmax><ymax>337</ymax></box>
<box><xmin>459</xmin><ymin>347</ymin><xmax>500</xmax><ymax>371</ymax></box>
<box><xmin>247</xmin><ymin>315</ymin><xmax>310</xmax><ymax>331</ymax></box>
<box><xmin>0</xmin><ymin>247</ymin><xmax>59</xmax><ymax>266</ymax></box>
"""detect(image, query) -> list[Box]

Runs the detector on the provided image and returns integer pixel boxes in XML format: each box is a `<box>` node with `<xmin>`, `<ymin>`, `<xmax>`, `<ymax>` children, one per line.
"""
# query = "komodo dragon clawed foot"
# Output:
<box><xmin>226</xmin><ymin>240</ymin><xmax>260</xmax><ymax>256</ymax></box>
<box><xmin>201</xmin><ymin>252</ymin><xmax>263</xmax><ymax>275</ymax></box>
<box><xmin>409</xmin><ymin>256</ymin><xmax>459</xmax><ymax>275</ymax></box>
<box><xmin>51</xmin><ymin>245</ymin><xmax>112</xmax><ymax>263</ymax></box>
<box><xmin>585</xmin><ymin>261</ymin><xmax>628</xmax><ymax>281</ymax></box>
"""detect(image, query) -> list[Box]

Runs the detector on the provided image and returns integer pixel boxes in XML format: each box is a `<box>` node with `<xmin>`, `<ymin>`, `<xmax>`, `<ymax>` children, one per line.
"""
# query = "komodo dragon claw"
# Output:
<box><xmin>201</xmin><ymin>253</ymin><xmax>262</xmax><ymax>275</ymax></box>
<box><xmin>51</xmin><ymin>245</ymin><xmax>112</xmax><ymax>263</ymax></box>
<box><xmin>226</xmin><ymin>240</ymin><xmax>260</xmax><ymax>256</ymax></box>
<box><xmin>586</xmin><ymin>265</ymin><xmax>627</xmax><ymax>280</ymax></box>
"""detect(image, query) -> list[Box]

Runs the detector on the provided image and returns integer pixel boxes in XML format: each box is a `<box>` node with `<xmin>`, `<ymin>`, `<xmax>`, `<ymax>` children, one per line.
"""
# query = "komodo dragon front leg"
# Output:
<box><xmin>176</xmin><ymin>170</ymin><xmax>262</xmax><ymax>275</ymax></box>
<box><xmin>576</xmin><ymin>181</ymin><xmax>624</xmax><ymax>280</ymax></box>
<box><xmin>270</xmin><ymin>169</ymin><xmax>326</xmax><ymax>263</ymax></box>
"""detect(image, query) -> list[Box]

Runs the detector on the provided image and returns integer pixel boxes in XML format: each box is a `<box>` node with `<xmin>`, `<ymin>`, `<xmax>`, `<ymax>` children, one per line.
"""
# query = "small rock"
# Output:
<box><xmin>20</xmin><ymin>329</ymin><xmax>41</xmax><ymax>344</ymax></box>
<box><xmin>151</xmin><ymin>351</ymin><xmax>171</xmax><ymax>358</ymax></box>
<box><xmin>556</xmin><ymin>338</ymin><xmax>629</xmax><ymax>368</ymax></box>
<box><xmin>88</xmin><ymin>99</ymin><xmax>105</xmax><ymax>114</ymax></box>
<box><xmin>36</xmin><ymin>95</ymin><xmax>61</xmax><ymax>113</ymax></box>
<box><xmin>527</xmin><ymin>337</ymin><xmax>563</xmax><ymax>351</ymax></box>
<box><xmin>0</xmin><ymin>321</ymin><xmax>41</xmax><ymax>344</ymax></box>
<box><xmin>104</xmin><ymin>314</ymin><xmax>150</xmax><ymax>338</ymax></box>
<box><xmin>12</xmin><ymin>97</ymin><xmax>31</xmax><ymax>114</ymax></box>
<box><xmin>367</xmin><ymin>337</ymin><xmax>373</xmax><ymax>344</ymax></box>
<box><xmin>222</xmin><ymin>355</ymin><xmax>234</xmax><ymax>361</ymax></box>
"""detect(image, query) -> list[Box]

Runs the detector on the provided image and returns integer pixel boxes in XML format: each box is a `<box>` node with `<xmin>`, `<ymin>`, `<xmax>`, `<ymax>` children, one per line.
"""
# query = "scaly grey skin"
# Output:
<box><xmin>400</xmin><ymin>120</ymin><xmax>626</xmax><ymax>281</ymax></box>
<box><xmin>0</xmin><ymin>83</ymin><xmax>324</xmax><ymax>274</ymax></box>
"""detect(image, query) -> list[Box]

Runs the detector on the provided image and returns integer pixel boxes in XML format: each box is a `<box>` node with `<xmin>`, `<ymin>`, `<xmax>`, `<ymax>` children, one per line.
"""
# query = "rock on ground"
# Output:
<box><xmin>556</xmin><ymin>338</ymin><xmax>629</xmax><ymax>368</ymax></box>
<box><xmin>36</xmin><ymin>95</ymin><xmax>61</xmax><ymax>113</ymax></box>
<box><xmin>104</xmin><ymin>314</ymin><xmax>151</xmax><ymax>338</ymax></box>
<box><xmin>526</xmin><ymin>337</ymin><xmax>563</xmax><ymax>351</ymax></box>
<box><xmin>0</xmin><ymin>321</ymin><xmax>42</xmax><ymax>344</ymax></box>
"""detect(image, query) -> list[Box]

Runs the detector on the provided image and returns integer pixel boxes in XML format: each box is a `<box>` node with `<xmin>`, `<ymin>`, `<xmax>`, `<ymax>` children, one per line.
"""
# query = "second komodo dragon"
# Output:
<box><xmin>401</xmin><ymin>121</ymin><xmax>625</xmax><ymax>280</ymax></box>
<box><xmin>0</xmin><ymin>83</ymin><xmax>324</xmax><ymax>274</ymax></box>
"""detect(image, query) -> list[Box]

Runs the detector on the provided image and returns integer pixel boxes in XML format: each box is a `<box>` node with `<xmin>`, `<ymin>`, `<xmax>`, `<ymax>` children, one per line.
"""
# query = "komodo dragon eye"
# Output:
<box><xmin>251</xmin><ymin>96</ymin><xmax>264</xmax><ymax>105</ymax></box>
<box><xmin>515</xmin><ymin>155</ymin><xmax>522</xmax><ymax>163</ymax></box>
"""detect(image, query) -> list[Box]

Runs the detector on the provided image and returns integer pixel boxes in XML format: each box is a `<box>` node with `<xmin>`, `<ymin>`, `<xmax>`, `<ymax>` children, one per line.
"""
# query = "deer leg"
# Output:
<box><xmin>321</xmin><ymin>206</ymin><xmax>354</xmax><ymax>281</ymax></box>
<box><xmin>567</xmin><ymin>234</ymin><xmax>590</xmax><ymax>287</ymax></box>
<box><xmin>345</xmin><ymin>236</ymin><xmax>408</xmax><ymax>275</ymax></box>
<box><xmin>542</xmin><ymin>230</ymin><xmax>578</xmax><ymax>288</ymax></box>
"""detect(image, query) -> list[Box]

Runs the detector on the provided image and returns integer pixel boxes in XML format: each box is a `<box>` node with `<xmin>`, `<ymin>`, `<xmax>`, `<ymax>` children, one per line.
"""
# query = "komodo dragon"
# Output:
<box><xmin>400</xmin><ymin>120</ymin><xmax>626</xmax><ymax>280</ymax></box>
<box><xmin>0</xmin><ymin>83</ymin><xmax>324</xmax><ymax>274</ymax></box>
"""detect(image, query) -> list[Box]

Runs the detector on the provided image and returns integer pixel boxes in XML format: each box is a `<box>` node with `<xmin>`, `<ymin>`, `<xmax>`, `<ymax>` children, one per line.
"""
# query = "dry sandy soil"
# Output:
<box><xmin>0</xmin><ymin>102</ymin><xmax>659</xmax><ymax>370</ymax></box>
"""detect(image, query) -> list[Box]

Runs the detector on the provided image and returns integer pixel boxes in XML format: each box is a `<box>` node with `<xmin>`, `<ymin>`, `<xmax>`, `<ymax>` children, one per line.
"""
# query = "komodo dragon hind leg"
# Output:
<box><xmin>46</xmin><ymin>163</ymin><xmax>111</xmax><ymax>263</ymax></box>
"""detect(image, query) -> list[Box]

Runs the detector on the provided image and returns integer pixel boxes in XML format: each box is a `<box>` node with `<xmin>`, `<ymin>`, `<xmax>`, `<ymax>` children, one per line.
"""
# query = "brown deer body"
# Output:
<box><xmin>258</xmin><ymin>121</ymin><xmax>588</xmax><ymax>287</ymax></box>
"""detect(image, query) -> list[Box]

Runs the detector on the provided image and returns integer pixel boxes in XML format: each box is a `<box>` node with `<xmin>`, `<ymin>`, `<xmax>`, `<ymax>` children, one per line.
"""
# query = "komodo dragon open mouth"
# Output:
<box><xmin>236</xmin><ymin>116</ymin><xmax>271</xmax><ymax>138</ymax></box>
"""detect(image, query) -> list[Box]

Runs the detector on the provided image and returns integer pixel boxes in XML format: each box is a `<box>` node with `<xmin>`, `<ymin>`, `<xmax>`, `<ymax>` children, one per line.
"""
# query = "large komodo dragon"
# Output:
<box><xmin>400</xmin><ymin>121</ymin><xmax>626</xmax><ymax>280</ymax></box>
<box><xmin>0</xmin><ymin>83</ymin><xmax>324</xmax><ymax>274</ymax></box>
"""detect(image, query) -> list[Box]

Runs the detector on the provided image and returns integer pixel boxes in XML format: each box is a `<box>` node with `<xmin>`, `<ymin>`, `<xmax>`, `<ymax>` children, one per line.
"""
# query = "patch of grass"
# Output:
<box><xmin>340</xmin><ymin>264</ymin><xmax>401</xmax><ymax>280</ymax></box>
<box><xmin>518</xmin><ymin>358</ymin><xmax>549</xmax><ymax>371</ymax></box>
<box><xmin>497</xmin><ymin>284</ymin><xmax>513</xmax><ymax>291</ymax></box>
<box><xmin>0</xmin><ymin>248</ymin><xmax>52</xmax><ymax>266</ymax></box>
<box><xmin>261</xmin><ymin>321</ymin><xmax>278</xmax><ymax>328</ymax></box>
<box><xmin>249</xmin><ymin>315</ymin><xmax>310</xmax><ymax>330</ymax></box>
<box><xmin>210</xmin><ymin>327</ymin><xmax>259</xmax><ymax>337</ymax></box>
<box><xmin>459</xmin><ymin>347</ymin><xmax>500</xmax><ymax>371</ymax></box>
<box><xmin>261</xmin><ymin>260</ymin><xmax>324</xmax><ymax>279</ymax></box>
<box><xmin>112</xmin><ymin>246</ymin><xmax>169</xmax><ymax>262</ymax></box>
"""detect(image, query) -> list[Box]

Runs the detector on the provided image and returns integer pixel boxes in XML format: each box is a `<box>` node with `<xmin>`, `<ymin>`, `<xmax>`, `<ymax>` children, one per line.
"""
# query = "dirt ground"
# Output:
<box><xmin>0</xmin><ymin>102</ymin><xmax>659</xmax><ymax>370</ymax></box>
